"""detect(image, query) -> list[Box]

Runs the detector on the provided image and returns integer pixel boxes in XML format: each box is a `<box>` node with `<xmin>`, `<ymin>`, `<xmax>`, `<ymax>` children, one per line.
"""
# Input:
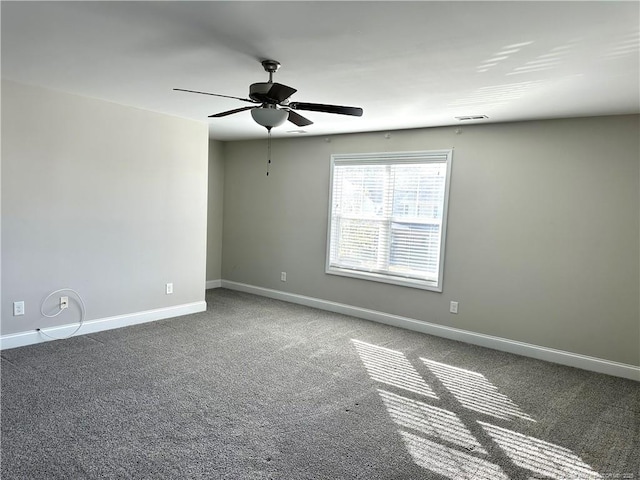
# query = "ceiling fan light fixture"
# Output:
<box><xmin>251</xmin><ymin>108</ymin><xmax>288</xmax><ymax>129</ymax></box>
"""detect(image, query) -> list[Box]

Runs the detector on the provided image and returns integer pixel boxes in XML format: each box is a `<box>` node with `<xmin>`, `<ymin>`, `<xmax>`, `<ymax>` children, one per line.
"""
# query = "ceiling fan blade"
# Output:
<box><xmin>289</xmin><ymin>102</ymin><xmax>363</xmax><ymax>117</ymax></box>
<box><xmin>208</xmin><ymin>106</ymin><xmax>256</xmax><ymax>118</ymax></box>
<box><xmin>267</xmin><ymin>83</ymin><xmax>297</xmax><ymax>103</ymax></box>
<box><xmin>174</xmin><ymin>88</ymin><xmax>256</xmax><ymax>104</ymax></box>
<box><xmin>251</xmin><ymin>83</ymin><xmax>297</xmax><ymax>104</ymax></box>
<box><xmin>286</xmin><ymin>109</ymin><xmax>313</xmax><ymax>127</ymax></box>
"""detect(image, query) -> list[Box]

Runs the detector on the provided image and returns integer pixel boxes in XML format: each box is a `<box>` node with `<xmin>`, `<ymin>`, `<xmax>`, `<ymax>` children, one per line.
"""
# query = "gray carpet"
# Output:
<box><xmin>1</xmin><ymin>288</ymin><xmax>638</xmax><ymax>479</ymax></box>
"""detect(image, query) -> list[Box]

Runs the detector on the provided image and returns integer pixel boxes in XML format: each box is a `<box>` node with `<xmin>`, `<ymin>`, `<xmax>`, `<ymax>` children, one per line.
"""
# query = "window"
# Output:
<box><xmin>326</xmin><ymin>150</ymin><xmax>452</xmax><ymax>291</ymax></box>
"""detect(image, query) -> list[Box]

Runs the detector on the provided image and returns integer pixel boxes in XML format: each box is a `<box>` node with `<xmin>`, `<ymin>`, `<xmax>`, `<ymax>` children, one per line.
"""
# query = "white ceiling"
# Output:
<box><xmin>2</xmin><ymin>1</ymin><xmax>639</xmax><ymax>141</ymax></box>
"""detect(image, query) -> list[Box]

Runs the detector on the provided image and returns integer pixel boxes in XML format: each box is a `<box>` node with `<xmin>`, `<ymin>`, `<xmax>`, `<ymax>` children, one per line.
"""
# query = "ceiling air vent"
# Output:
<box><xmin>455</xmin><ymin>115</ymin><xmax>489</xmax><ymax>121</ymax></box>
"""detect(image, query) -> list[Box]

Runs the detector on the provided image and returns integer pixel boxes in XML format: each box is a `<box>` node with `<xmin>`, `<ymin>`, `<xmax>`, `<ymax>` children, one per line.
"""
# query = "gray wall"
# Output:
<box><xmin>206</xmin><ymin>140</ymin><xmax>224</xmax><ymax>281</ymax></box>
<box><xmin>1</xmin><ymin>80</ymin><xmax>208</xmax><ymax>335</ymax></box>
<box><xmin>220</xmin><ymin>115</ymin><xmax>640</xmax><ymax>366</ymax></box>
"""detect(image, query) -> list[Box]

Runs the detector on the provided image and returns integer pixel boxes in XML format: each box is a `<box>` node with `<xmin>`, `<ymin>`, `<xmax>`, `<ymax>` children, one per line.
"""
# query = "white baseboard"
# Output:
<box><xmin>0</xmin><ymin>301</ymin><xmax>207</xmax><ymax>351</ymax></box>
<box><xmin>205</xmin><ymin>279</ymin><xmax>222</xmax><ymax>289</ymax></box>
<box><xmin>221</xmin><ymin>280</ymin><xmax>640</xmax><ymax>381</ymax></box>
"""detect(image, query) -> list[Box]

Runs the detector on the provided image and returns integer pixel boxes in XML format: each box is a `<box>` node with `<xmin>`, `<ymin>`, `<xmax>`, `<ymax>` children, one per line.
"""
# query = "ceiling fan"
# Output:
<box><xmin>174</xmin><ymin>59</ymin><xmax>364</xmax><ymax>131</ymax></box>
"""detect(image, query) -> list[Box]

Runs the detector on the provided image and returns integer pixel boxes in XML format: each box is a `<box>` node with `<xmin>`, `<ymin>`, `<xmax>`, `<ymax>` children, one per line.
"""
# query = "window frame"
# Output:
<box><xmin>325</xmin><ymin>149</ymin><xmax>453</xmax><ymax>292</ymax></box>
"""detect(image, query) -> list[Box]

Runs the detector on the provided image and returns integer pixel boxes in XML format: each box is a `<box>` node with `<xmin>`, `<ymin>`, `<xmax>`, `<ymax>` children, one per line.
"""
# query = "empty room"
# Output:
<box><xmin>1</xmin><ymin>2</ymin><xmax>639</xmax><ymax>479</ymax></box>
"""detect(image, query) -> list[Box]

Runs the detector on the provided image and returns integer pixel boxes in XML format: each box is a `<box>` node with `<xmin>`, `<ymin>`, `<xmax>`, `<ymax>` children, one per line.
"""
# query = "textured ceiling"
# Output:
<box><xmin>2</xmin><ymin>1</ymin><xmax>639</xmax><ymax>140</ymax></box>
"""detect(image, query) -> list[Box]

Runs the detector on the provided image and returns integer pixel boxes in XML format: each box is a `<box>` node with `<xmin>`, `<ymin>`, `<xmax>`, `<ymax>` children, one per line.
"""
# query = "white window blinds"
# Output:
<box><xmin>327</xmin><ymin>150</ymin><xmax>452</xmax><ymax>291</ymax></box>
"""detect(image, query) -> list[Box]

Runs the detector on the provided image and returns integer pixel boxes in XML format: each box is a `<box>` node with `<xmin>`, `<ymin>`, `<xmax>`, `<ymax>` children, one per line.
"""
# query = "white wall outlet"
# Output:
<box><xmin>281</xmin><ymin>272</ymin><xmax>287</xmax><ymax>282</ymax></box>
<box><xmin>449</xmin><ymin>301</ymin><xmax>459</xmax><ymax>314</ymax></box>
<box><xmin>60</xmin><ymin>296</ymin><xmax>69</xmax><ymax>310</ymax></box>
<box><xmin>166</xmin><ymin>283</ymin><xmax>173</xmax><ymax>295</ymax></box>
<box><xmin>13</xmin><ymin>301</ymin><xmax>25</xmax><ymax>316</ymax></box>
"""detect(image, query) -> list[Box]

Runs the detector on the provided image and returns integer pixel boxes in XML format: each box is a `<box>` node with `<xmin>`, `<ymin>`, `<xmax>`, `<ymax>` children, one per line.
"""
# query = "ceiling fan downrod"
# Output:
<box><xmin>261</xmin><ymin>59</ymin><xmax>280</xmax><ymax>84</ymax></box>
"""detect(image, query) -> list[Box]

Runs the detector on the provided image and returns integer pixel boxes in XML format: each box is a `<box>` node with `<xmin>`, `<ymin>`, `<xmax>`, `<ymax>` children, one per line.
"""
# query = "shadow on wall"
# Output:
<box><xmin>352</xmin><ymin>340</ymin><xmax>615</xmax><ymax>480</ymax></box>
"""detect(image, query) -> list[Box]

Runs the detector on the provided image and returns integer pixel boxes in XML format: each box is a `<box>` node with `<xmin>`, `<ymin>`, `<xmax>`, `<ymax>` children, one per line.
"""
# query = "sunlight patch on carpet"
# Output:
<box><xmin>399</xmin><ymin>430</ymin><xmax>509</xmax><ymax>480</ymax></box>
<box><xmin>422</xmin><ymin>358</ymin><xmax>536</xmax><ymax>422</ymax></box>
<box><xmin>479</xmin><ymin>422</ymin><xmax>603</xmax><ymax>480</ymax></box>
<box><xmin>378</xmin><ymin>389</ymin><xmax>487</xmax><ymax>454</ymax></box>
<box><xmin>352</xmin><ymin>340</ymin><xmax>437</xmax><ymax>399</ymax></box>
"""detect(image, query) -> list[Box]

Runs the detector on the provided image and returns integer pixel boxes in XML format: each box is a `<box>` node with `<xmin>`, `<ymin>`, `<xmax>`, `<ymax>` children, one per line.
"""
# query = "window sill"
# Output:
<box><xmin>326</xmin><ymin>266</ymin><xmax>442</xmax><ymax>292</ymax></box>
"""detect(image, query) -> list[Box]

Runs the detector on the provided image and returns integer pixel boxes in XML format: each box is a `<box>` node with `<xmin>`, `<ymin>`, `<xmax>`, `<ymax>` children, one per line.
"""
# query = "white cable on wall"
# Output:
<box><xmin>38</xmin><ymin>288</ymin><xmax>86</xmax><ymax>341</ymax></box>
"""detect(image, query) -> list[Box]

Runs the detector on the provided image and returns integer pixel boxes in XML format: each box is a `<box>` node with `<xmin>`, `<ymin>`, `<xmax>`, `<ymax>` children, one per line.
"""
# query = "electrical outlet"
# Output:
<box><xmin>281</xmin><ymin>272</ymin><xmax>287</xmax><ymax>282</ymax></box>
<box><xmin>166</xmin><ymin>283</ymin><xmax>173</xmax><ymax>295</ymax></box>
<box><xmin>449</xmin><ymin>301</ymin><xmax>459</xmax><ymax>314</ymax></box>
<box><xmin>60</xmin><ymin>296</ymin><xmax>69</xmax><ymax>310</ymax></box>
<box><xmin>13</xmin><ymin>301</ymin><xmax>25</xmax><ymax>316</ymax></box>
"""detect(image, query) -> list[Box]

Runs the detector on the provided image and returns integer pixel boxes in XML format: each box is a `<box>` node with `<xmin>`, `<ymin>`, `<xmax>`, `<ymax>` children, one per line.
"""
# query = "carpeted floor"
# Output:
<box><xmin>1</xmin><ymin>288</ymin><xmax>639</xmax><ymax>479</ymax></box>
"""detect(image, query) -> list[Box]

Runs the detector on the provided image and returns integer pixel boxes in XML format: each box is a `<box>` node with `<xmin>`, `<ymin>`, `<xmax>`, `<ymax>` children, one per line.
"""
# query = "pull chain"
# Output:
<box><xmin>266</xmin><ymin>127</ymin><xmax>272</xmax><ymax>176</ymax></box>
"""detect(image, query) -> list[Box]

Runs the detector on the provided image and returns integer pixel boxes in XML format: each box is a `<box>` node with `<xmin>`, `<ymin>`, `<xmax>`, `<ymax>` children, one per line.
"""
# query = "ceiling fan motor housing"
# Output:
<box><xmin>249</xmin><ymin>83</ymin><xmax>274</xmax><ymax>103</ymax></box>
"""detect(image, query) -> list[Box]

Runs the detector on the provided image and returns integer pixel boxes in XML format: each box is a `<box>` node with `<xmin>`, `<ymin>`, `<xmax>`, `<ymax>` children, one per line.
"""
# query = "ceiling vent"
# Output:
<box><xmin>455</xmin><ymin>115</ymin><xmax>489</xmax><ymax>121</ymax></box>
